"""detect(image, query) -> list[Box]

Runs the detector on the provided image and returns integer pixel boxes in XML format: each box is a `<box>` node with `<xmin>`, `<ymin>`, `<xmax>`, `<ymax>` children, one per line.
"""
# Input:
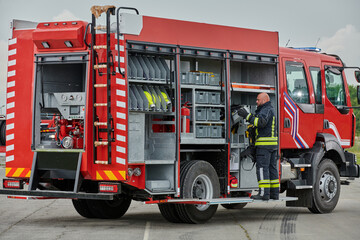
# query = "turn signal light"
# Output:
<box><xmin>99</xmin><ymin>183</ymin><xmax>120</xmax><ymax>193</ymax></box>
<box><xmin>3</xmin><ymin>179</ymin><xmax>23</xmax><ymax>189</ymax></box>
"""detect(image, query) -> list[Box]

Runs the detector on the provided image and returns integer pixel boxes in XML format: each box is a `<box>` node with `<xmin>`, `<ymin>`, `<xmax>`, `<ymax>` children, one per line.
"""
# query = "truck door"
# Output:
<box><xmin>322</xmin><ymin>64</ymin><xmax>352</xmax><ymax>148</ymax></box>
<box><xmin>280</xmin><ymin>59</ymin><xmax>322</xmax><ymax>149</ymax></box>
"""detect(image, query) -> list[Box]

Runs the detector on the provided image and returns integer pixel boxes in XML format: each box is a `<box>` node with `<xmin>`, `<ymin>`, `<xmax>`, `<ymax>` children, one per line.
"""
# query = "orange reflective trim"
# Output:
<box><xmin>231</xmin><ymin>84</ymin><xmax>275</xmax><ymax>91</ymax></box>
<box><xmin>13</xmin><ymin>168</ymin><xmax>25</xmax><ymax>177</ymax></box>
<box><xmin>96</xmin><ymin>170</ymin><xmax>126</xmax><ymax>181</ymax></box>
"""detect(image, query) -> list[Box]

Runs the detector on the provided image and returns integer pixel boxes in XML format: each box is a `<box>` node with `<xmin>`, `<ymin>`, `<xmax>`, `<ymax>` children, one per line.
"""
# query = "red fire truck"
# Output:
<box><xmin>1</xmin><ymin>6</ymin><xmax>360</xmax><ymax>223</ymax></box>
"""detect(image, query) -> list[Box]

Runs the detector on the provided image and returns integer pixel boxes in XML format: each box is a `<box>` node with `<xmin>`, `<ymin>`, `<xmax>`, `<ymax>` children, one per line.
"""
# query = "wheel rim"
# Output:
<box><xmin>191</xmin><ymin>174</ymin><xmax>213</xmax><ymax>211</ymax></box>
<box><xmin>319</xmin><ymin>171</ymin><xmax>338</xmax><ymax>202</ymax></box>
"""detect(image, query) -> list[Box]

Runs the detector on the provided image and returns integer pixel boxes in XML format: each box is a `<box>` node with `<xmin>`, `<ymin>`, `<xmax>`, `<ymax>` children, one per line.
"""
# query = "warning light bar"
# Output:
<box><xmin>291</xmin><ymin>47</ymin><xmax>321</xmax><ymax>52</ymax></box>
<box><xmin>3</xmin><ymin>179</ymin><xmax>24</xmax><ymax>189</ymax></box>
<box><xmin>99</xmin><ymin>182</ymin><xmax>121</xmax><ymax>193</ymax></box>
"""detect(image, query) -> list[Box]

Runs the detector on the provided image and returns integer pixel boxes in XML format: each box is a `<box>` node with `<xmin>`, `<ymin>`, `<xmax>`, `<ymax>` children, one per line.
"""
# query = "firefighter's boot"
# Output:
<box><xmin>251</xmin><ymin>191</ymin><xmax>270</xmax><ymax>200</ymax></box>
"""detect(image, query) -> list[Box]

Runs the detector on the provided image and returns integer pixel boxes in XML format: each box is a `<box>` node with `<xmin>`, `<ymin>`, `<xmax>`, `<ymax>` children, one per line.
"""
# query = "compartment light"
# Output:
<box><xmin>64</xmin><ymin>41</ymin><xmax>73</xmax><ymax>48</ymax></box>
<box><xmin>41</xmin><ymin>42</ymin><xmax>50</xmax><ymax>48</ymax></box>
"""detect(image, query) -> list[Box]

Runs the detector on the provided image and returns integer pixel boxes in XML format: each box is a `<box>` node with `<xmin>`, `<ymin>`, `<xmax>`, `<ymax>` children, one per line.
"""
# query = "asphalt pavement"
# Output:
<box><xmin>1</xmin><ymin>157</ymin><xmax>360</xmax><ymax>240</ymax></box>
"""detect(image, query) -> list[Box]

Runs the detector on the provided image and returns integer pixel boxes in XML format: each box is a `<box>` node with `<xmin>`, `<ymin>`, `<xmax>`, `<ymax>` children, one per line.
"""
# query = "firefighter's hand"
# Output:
<box><xmin>238</xmin><ymin>107</ymin><xmax>249</xmax><ymax>118</ymax></box>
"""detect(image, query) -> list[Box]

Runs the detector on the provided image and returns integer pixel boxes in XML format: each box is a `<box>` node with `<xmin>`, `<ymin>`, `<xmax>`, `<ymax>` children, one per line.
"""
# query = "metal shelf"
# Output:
<box><xmin>196</xmin><ymin>121</ymin><xmax>225</xmax><ymax>125</ymax></box>
<box><xmin>195</xmin><ymin>104</ymin><xmax>225</xmax><ymax>108</ymax></box>
<box><xmin>145</xmin><ymin>160</ymin><xmax>175</xmax><ymax>165</ymax></box>
<box><xmin>129</xmin><ymin>110</ymin><xmax>175</xmax><ymax>115</ymax></box>
<box><xmin>181</xmin><ymin>84</ymin><xmax>221</xmax><ymax>91</ymax></box>
<box><xmin>129</xmin><ymin>79</ymin><xmax>170</xmax><ymax>85</ymax></box>
<box><xmin>180</xmin><ymin>137</ymin><xmax>226</xmax><ymax>145</ymax></box>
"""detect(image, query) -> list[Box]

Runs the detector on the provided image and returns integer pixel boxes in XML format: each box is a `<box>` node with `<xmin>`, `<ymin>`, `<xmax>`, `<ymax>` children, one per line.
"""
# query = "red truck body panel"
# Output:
<box><xmin>127</xmin><ymin>16</ymin><xmax>279</xmax><ymax>55</ymax></box>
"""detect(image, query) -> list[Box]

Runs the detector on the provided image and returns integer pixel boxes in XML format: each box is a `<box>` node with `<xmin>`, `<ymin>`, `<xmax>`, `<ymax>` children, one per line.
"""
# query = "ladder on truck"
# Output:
<box><xmin>90</xmin><ymin>7</ymin><xmax>116</xmax><ymax>165</ymax></box>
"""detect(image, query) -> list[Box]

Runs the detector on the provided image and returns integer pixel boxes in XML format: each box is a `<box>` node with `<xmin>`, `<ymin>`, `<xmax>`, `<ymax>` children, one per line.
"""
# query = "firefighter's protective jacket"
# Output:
<box><xmin>246</xmin><ymin>101</ymin><xmax>278</xmax><ymax>148</ymax></box>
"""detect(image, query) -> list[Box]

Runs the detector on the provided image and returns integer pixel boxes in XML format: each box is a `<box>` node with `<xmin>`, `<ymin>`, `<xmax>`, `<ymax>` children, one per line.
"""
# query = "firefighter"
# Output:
<box><xmin>238</xmin><ymin>92</ymin><xmax>279</xmax><ymax>200</ymax></box>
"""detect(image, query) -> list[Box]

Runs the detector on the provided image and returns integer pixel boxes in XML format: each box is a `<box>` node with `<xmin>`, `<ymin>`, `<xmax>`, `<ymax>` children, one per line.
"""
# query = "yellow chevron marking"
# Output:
<box><xmin>26</xmin><ymin>170</ymin><xmax>31</xmax><ymax>178</ymax></box>
<box><xmin>104</xmin><ymin>170</ymin><xmax>117</xmax><ymax>181</ymax></box>
<box><xmin>96</xmin><ymin>171</ymin><xmax>103</xmax><ymax>180</ymax></box>
<box><xmin>119</xmin><ymin>171</ymin><xmax>126</xmax><ymax>180</ymax></box>
<box><xmin>5</xmin><ymin>168</ymin><xmax>12</xmax><ymax>176</ymax></box>
<box><xmin>13</xmin><ymin>168</ymin><xmax>24</xmax><ymax>177</ymax></box>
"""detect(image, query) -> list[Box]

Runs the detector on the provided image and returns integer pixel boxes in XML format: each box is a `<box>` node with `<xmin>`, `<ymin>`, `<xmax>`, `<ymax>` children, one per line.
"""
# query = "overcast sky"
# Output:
<box><xmin>0</xmin><ymin>0</ymin><xmax>359</xmax><ymax>111</ymax></box>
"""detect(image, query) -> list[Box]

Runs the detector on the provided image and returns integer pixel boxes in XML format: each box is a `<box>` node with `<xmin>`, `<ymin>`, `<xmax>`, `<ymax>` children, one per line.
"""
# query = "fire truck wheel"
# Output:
<box><xmin>158</xmin><ymin>203</ymin><xmax>183</xmax><ymax>223</ymax></box>
<box><xmin>221</xmin><ymin>203</ymin><xmax>247</xmax><ymax>209</ymax></box>
<box><xmin>86</xmin><ymin>195</ymin><xmax>132</xmax><ymax>219</ymax></box>
<box><xmin>308</xmin><ymin>159</ymin><xmax>340</xmax><ymax>214</ymax></box>
<box><xmin>72</xmin><ymin>199</ymin><xmax>95</xmax><ymax>218</ymax></box>
<box><xmin>0</xmin><ymin>121</ymin><xmax>5</xmax><ymax>146</ymax></box>
<box><xmin>176</xmin><ymin>160</ymin><xmax>220</xmax><ymax>224</ymax></box>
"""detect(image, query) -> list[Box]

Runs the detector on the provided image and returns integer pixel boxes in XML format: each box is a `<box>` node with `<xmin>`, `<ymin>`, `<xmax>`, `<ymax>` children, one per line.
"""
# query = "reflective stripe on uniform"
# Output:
<box><xmin>271</xmin><ymin>116</ymin><xmax>275</xmax><ymax>137</ymax></box>
<box><xmin>255</xmin><ymin>136</ymin><xmax>278</xmax><ymax>146</ymax></box>
<box><xmin>270</xmin><ymin>179</ymin><xmax>280</xmax><ymax>188</ymax></box>
<box><xmin>254</xmin><ymin>117</ymin><xmax>259</xmax><ymax>127</ymax></box>
<box><xmin>246</xmin><ymin>113</ymin><xmax>252</xmax><ymax>121</ymax></box>
<box><xmin>255</xmin><ymin>141</ymin><xmax>278</xmax><ymax>146</ymax></box>
<box><xmin>259</xmin><ymin>179</ymin><xmax>270</xmax><ymax>188</ymax></box>
<box><xmin>257</xmin><ymin>137</ymin><xmax>278</xmax><ymax>141</ymax></box>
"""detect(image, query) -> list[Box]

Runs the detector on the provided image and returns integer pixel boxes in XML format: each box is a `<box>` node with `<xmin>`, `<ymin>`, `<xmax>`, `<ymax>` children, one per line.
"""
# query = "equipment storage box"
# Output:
<box><xmin>209</xmin><ymin>125</ymin><xmax>222</xmax><ymax>138</ymax></box>
<box><xmin>208</xmin><ymin>92</ymin><xmax>221</xmax><ymax>104</ymax></box>
<box><xmin>207</xmin><ymin>73</ymin><xmax>220</xmax><ymax>86</ymax></box>
<box><xmin>195</xmin><ymin>91</ymin><xmax>208</xmax><ymax>104</ymax></box>
<box><xmin>207</xmin><ymin>108</ymin><xmax>221</xmax><ymax>121</ymax></box>
<box><xmin>181</xmin><ymin>72</ymin><xmax>197</xmax><ymax>84</ymax></box>
<box><xmin>196</xmin><ymin>107</ymin><xmax>207</xmax><ymax>121</ymax></box>
<box><xmin>181</xmin><ymin>73</ymin><xmax>188</xmax><ymax>84</ymax></box>
<box><xmin>196</xmin><ymin>125</ymin><xmax>210</xmax><ymax>138</ymax></box>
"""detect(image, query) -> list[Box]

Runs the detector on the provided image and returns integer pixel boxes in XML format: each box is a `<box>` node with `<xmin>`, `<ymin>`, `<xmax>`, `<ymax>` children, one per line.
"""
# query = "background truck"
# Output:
<box><xmin>0</xmin><ymin>5</ymin><xmax>359</xmax><ymax>223</ymax></box>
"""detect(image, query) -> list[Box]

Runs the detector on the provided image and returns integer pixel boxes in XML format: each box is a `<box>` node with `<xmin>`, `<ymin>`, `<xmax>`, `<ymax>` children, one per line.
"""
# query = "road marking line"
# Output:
<box><xmin>143</xmin><ymin>221</ymin><xmax>151</xmax><ymax>240</ymax></box>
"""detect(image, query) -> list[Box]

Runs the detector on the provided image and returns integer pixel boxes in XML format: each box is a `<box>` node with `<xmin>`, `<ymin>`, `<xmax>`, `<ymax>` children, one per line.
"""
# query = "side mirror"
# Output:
<box><xmin>327</xmin><ymin>67</ymin><xmax>341</xmax><ymax>75</ymax></box>
<box><xmin>357</xmin><ymin>85</ymin><xmax>360</xmax><ymax>104</ymax></box>
<box><xmin>355</xmin><ymin>71</ymin><xmax>360</xmax><ymax>83</ymax></box>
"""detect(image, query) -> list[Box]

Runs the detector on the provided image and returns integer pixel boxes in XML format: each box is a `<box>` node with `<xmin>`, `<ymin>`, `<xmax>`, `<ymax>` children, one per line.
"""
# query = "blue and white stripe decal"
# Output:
<box><xmin>284</xmin><ymin>92</ymin><xmax>309</xmax><ymax>149</ymax></box>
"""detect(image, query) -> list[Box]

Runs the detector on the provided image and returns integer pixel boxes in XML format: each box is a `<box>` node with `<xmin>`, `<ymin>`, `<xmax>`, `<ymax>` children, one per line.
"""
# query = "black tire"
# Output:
<box><xmin>158</xmin><ymin>203</ymin><xmax>183</xmax><ymax>223</ymax></box>
<box><xmin>175</xmin><ymin>160</ymin><xmax>220</xmax><ymax>224</ymax></box>
<box><xmin>0</xmin><ymin>121</ymin><xmax>5</xmax><ymax>146</ymax></box>
<box><xmin>308</xmin><ymin>159</ymin><xmax>340</xmax><ymax>214</ymax></box>
<box><xmin>72</xmin><ymin>199</ymin><xmax>96</xmax><ymax>218</ymax></box>
<box><xmin>221</xmin><ymin>203</ymin><xmax>247</xmax><ymax>210</ymax></box>
<box><xmin>86</xmin><ymin>195</ymin><xmax>132</xmax><ymax>219</ymax></box>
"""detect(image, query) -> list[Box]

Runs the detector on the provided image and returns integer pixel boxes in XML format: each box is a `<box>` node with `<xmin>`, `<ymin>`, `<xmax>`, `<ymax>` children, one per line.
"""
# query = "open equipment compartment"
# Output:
<box><xmin>229</xmin><ymin>52</ymin><xmax>278</xmax><ymax>191</ymax></box>
<box><xmin>126</xmin><ymin>42</ymin><xmax>177</xmax><ymax>193</ymax></box>
<box><xmin>32</xmin><ymin>52</ymin><xmax>88</xmax><ymax>151</ymax></box>
<box><xmin>180</xmin><ymin>49</ymin><xmax>227</xmax><ymax>144</ymax></box>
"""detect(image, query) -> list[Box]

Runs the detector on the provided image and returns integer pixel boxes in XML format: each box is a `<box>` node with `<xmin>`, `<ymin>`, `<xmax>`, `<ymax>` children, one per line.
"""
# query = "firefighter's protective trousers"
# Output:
<box><xmin>255</xmin><ymin>147</ymin><xmax>279</xmax><ymax>197</ymax></box>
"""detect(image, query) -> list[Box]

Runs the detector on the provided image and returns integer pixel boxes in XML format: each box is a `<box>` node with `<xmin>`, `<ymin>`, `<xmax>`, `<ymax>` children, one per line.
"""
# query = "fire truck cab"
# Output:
<box><xmin>1</xmin><ymin>6</ymin><xmax>359</xmax><ymax>223</ymax></box>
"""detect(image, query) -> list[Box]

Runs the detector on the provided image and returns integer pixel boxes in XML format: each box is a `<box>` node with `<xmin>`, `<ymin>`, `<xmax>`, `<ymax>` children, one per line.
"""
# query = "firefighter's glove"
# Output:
<box><xmin>240</xmin><ymin>145</ymin><xmax>256</xmax><ymax>162</ymax></box>
<box><xmin>238</xmin><ymin>107</ymin><xmax>249</xmax><ymax>118</ymax></box>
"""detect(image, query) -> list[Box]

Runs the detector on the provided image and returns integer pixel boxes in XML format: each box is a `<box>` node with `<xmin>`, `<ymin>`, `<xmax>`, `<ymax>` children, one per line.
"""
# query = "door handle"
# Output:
<box><xmin>324</xmin><ymin>119</ymin><xmax>330</xmax><ymax>129</ymax></box>
<box><xmin>284</xmin><ymin>118</ymin><xmax>291</xmax><ymax>128</ymax></box>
